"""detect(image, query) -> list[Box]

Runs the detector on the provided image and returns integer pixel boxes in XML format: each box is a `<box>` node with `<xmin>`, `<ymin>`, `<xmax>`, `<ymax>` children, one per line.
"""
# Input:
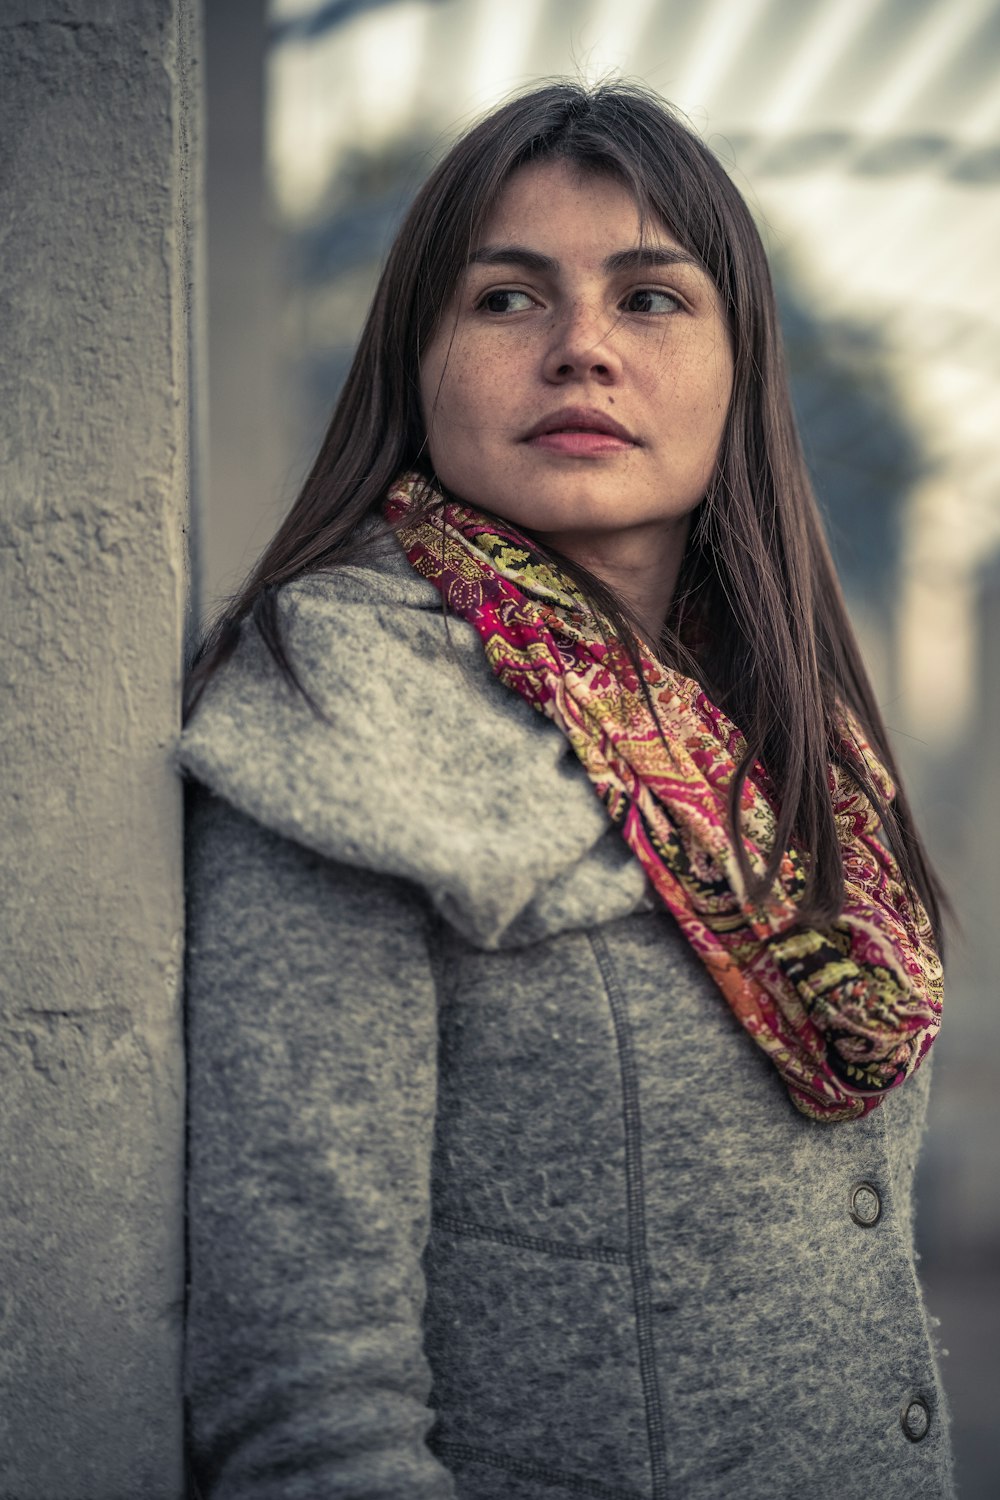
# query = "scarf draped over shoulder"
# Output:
<box><xmin>386</xmin><ymin>475</ymin><xmax>943</xmax><ymax>1122</ymax></box>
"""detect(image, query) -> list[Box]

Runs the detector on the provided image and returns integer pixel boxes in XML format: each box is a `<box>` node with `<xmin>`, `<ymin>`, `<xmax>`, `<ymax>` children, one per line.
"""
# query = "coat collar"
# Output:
<box><xmin>178</xmin><ymin>529</ymin><xmax>652</xmax><ymax>949</ymax></box>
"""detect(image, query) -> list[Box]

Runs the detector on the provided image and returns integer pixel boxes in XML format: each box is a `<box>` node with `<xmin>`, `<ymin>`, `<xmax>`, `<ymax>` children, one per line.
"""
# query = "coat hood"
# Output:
<box><xmin>177</xmin><ymin>529</ymin><xmax>651</xmax><ymax>949</ymax></box>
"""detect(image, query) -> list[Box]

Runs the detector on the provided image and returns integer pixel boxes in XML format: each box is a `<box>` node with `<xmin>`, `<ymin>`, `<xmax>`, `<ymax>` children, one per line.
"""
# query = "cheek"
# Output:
<box><xmin>423</xmin><ymin>340</ymin><xmax>474</xmax><ymax>429</ymax></box>
<box><xmin>421</xmin><ymin>362</ymin><xmax>485</xmax><ymax>493</ymax></box>
<box><xmin>681</xmin><ymin>344</ymin><xmax>732</xmax><ymax>447</ymax></box>
<box><xmin>426</xmin><ymin>346</ymin><xmax>508</xmax><ymax>462</ymax></box>
<box><xmin>419</xmin><ymin>346</ymin><xmax>446</xmax><ymax>435</ymax></box>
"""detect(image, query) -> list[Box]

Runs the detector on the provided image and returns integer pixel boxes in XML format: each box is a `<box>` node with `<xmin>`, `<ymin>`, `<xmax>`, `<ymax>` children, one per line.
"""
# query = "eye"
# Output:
<box><xmin>477</xmin><ymin>288</ymin><xmax>536</xmax><ymax>314</ymax></box>
<box><xmin>621</xmin><ymin>288</ymin><xmax>683</xmax><ymax>314</ymax></box>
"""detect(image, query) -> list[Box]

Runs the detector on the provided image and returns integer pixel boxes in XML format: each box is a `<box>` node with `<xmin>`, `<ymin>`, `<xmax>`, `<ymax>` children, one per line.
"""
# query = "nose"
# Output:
<box><xmin>541</xmin><ymin>300</ymin><xmax>622</xmax><ymax>385</ymax></box>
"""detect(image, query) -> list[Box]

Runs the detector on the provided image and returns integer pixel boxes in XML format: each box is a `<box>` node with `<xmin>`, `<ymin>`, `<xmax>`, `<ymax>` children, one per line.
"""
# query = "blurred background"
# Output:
<box><xmin>201</xmin><ymin>1</ymin><xmax>1000</xmax><ymax>1491</ymax></box>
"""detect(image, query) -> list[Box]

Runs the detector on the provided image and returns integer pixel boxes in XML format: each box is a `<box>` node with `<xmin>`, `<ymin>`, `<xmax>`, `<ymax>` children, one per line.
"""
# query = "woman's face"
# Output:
<box><xmin>419</xmin><ymin>159</ymin><xmax>734</xmax><ymax>601</ymax></box>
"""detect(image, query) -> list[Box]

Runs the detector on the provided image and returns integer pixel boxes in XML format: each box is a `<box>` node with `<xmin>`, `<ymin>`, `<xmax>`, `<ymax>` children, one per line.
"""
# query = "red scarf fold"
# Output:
<box><xmin>386</xmin><ymin>476</ymin><xmax>943</xmax><ymax>1121</ymax></box>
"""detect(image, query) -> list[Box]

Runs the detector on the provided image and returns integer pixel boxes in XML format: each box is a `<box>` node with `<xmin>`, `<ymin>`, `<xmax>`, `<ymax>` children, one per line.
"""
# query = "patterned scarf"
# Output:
<box><xmin>385</xmin><ymin>475</ymin><xmax>943</xmax><ymax>1121</ymax></box>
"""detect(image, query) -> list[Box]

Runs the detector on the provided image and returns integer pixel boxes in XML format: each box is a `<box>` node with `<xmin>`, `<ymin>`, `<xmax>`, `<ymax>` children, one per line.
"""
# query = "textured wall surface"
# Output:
<box><xmin>0</xmin><ymin>3</ymin><xmax>196</xmax><ymax>1495</ymax></box>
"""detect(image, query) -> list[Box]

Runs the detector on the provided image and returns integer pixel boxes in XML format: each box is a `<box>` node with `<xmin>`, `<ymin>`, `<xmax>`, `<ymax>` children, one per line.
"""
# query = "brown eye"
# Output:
<box><xmin>478</xmin><ymin>289</ymin><xmax>535</xmax><ymax>314</ymax></box>
<box><xmin>623</xmin><ymin>288</ymin><xmax>682</xmax><ymax>314</ymax></box>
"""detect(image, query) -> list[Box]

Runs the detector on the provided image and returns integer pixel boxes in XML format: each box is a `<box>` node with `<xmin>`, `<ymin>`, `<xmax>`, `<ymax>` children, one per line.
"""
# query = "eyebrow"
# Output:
<box><xmin>466</xmin><ymin>244</ymin><xmax>704</xmax><ymax>274</ymax></box>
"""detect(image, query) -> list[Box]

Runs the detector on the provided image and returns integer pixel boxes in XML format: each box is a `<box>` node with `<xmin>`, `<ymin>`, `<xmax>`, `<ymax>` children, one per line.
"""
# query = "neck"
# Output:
<box><xmin>533</xmin><ymin>514</ymin><xmax>691</xmax><ymax>645</ymax></box>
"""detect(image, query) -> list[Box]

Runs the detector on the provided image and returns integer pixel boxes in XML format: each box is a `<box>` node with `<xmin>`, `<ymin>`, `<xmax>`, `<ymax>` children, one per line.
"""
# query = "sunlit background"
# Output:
<box><xmin>202</xmin><ymin>1</ymin><xmax>1000</xmax><ymax>1491</ymax></box>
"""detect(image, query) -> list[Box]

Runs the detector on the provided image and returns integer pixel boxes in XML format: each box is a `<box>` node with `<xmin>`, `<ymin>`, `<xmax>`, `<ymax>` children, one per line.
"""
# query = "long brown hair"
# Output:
<box><xmin>186</xmin><ymin>80</ymin><xmax>945</xmax><ymax>942</ymax></box>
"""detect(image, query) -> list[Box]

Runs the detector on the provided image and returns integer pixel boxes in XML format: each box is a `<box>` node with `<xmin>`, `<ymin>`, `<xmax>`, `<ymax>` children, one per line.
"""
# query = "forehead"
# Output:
<box><xmin>475</xmin><ymin>158</ymin><xmax>682</xmax><ymax>257</ymax></box>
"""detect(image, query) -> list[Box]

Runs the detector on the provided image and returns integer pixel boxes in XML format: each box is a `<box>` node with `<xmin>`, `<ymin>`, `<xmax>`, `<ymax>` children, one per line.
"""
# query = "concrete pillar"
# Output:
<box><xmin>0</xmin><ymin>2</ymin><xmax>198</xmax><ymax>1495</ymax></box>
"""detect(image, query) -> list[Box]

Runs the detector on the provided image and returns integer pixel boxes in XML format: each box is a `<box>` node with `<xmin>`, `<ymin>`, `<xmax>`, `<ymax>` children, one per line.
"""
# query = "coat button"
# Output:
<box><xmin>849</xmin><ymin>1180</ymin><xmax>882</xmax><ymax>1226</ymax></box>
<box><xmin>900</xmin><ymin>1395</ymin><xmax>931</xmax><ymax>1442</ymax></box>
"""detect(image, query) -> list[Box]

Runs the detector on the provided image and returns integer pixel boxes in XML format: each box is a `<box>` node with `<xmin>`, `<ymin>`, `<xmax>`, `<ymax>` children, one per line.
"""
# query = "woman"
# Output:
<box><xmin>180</xmin><ymin>82</ymin><xmax>954</xmax><ymax>1499</ymax></box>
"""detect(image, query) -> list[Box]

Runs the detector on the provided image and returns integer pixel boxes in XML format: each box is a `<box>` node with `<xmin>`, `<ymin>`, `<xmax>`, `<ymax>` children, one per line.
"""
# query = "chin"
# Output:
<box><xmin>489</xmin><ymin>490</ymin><xmax>674</xmax><ymax>538</ymax></box>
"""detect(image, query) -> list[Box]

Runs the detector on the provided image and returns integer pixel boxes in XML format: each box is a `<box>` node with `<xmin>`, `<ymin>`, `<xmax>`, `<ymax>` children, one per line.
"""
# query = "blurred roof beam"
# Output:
<box><xmin>577</xmin><ymin>0</ymin><xmax>662</xmax><ymax>82</ymax></box>
<box><xmin>857</xmin><ymin>0</ymin><xmax>990</xmax><ymax>135</ymax></box>
<box><xmin>670</xmin><ymin>0</ymin><xmax>775</xmax><ymax>118</ymax></box>
<box><xmin>270</xmin><ymin>0</ymin><xmax>446</xmax><ymax>45</ymax></box>
<box><xmin>757</xmin><ymin>0</ymin><xmax>874</xmax><ymax>135</ymax></box>
<box><xmin>466</xmin><ymin>0</ymin><xmax>543</xmax><ymax>110</ymax></box>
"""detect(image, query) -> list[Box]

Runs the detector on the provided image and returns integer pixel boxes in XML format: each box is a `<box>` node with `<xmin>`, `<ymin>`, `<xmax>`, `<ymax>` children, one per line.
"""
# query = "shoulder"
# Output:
<box><xmin>178</xmin><ymin>530</ymin><xmax>647</xmax><ymax>947</ymax></box>
<box><xmin>178</xmin><ymin>528</ymin><xmax>549</xmax><ymax>811</ymax></box>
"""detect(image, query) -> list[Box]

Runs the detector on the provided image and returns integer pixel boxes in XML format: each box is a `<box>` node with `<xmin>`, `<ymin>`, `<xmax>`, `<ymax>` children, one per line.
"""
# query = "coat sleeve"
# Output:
<box><xmin>184</xmin><ymin>785</ymin><xmax>457</xmax><ymax>1499</ymax></box>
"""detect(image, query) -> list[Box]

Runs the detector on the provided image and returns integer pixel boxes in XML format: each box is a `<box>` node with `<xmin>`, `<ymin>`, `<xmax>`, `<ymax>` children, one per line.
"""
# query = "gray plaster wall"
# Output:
<box><xmin>0</xmin><ymin>2</ymin><xmax>198</xmax><ymax>1495</ymax></box>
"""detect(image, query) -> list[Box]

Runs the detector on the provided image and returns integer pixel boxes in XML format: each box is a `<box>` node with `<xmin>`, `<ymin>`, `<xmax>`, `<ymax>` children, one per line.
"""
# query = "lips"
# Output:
<box><xmin>522</xmin><ymin>406</ymin><xmax>639</xmax><ymax>444</ymax></box>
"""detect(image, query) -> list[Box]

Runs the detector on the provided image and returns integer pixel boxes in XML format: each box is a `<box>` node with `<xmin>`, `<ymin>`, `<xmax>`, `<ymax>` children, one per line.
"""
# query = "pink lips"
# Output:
<box><xmin>523</xmin><ymin>406</ymin><xmax>638</xmax><ymax>456</ymax></box>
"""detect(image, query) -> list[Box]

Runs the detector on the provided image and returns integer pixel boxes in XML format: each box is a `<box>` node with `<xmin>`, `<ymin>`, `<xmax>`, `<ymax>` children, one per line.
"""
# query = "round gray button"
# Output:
<box><xmin>850</xmin><ymin>1181</ymin><xmax>882</xmax><ymax>1226</ymax></box>
<box><xmin>901</xmin><ymin>1395</ymin><xmax>931</xmax><ymax>1442</ymax></box>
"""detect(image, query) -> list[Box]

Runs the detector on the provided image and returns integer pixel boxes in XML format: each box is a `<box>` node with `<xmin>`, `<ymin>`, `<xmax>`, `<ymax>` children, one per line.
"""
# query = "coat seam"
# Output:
<box><xmin>871</xmin><ymin>1097</ymin><xmax>954</xmax><ymax>1481</ymax></box>
<box><xmin>432</xmin><ymin>1213</ymin><xmax>630</xmax><ymax>1264</ymax></box>
<box><xmin>431</xmin><ymin>1438</ymin><xmax>645</xmax><ymax>1498</ymax></box>
<box><xmin>588</xmin><ymin>930</ymin><xmax>670</xmax><ymax>1500</ymax></box>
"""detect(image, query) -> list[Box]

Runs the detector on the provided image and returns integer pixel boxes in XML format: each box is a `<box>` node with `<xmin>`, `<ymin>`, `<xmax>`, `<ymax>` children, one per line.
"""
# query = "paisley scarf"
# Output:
<box><xmin>385</xmin><ymin>475</ymin><xmax>943</xmax><ymax>1121</ymax></box>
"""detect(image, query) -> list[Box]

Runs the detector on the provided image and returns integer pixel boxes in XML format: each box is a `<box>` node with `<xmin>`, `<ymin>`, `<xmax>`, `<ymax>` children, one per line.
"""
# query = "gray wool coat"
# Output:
<box><xmin>179</xmin><ymin>529</ymin><xmax>955</xmax><ymax>1500</ymax></box>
